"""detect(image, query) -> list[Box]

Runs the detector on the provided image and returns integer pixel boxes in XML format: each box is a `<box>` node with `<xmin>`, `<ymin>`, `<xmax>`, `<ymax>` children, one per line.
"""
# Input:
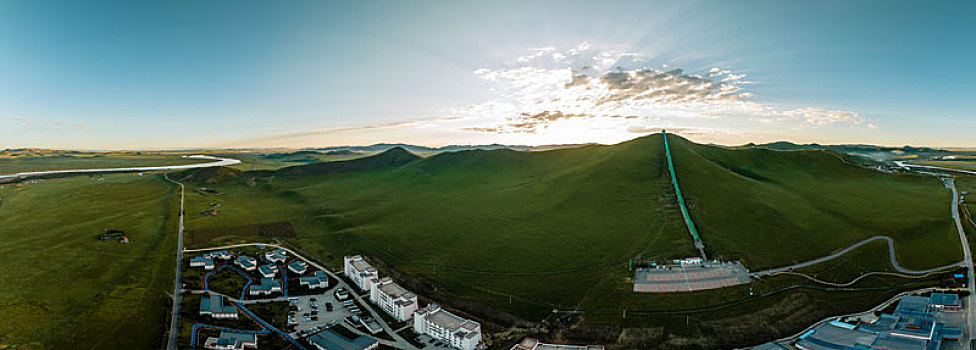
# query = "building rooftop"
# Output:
<box><xmin>377</xmin><ymin>279</ymin><xmax>415</xmax><ymax>300</ymax></box>
<box><xmin>423</xmin><ymin>305</ymin><xmax>480</xmax><ymax>333</ymax></box>
<box><xmin>307</xmin><ymin>329</ymin><xmax>377</xmax><ymax>350</ymax></box>
<box><xmin>251</xmin><ymin>277</ymin><xmax>281</xmax><ymax>292</ymax></box>
<box><xmin>199</xmin><ymin>294</ymin><xmax>237</xmax><ymax>315</ymax></box>
<box><xmin>929</xmin><ymin>293</ymin><xmax>960</xmax><ymax>307</ymax></box>
<box><xmin>206</xmin><ymin>331</ymin><xmax>255</xmax><ymax>350</ymax></box>
<box><xmin>896</xmin><ymin>295</ymin><xmax>929</xmax><ymax>313</ymax></box>
<box><xmin>350</xmin><ymin>258</ymin><xmax>376</xmax><ymax>273</ymax></box>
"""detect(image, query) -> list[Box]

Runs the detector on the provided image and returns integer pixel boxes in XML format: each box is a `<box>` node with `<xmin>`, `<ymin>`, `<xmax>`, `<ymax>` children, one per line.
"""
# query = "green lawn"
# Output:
<box><xmin>0</xmin><ymin>174</ymin><xmax>177</xmax><ymax>350</ymax></box>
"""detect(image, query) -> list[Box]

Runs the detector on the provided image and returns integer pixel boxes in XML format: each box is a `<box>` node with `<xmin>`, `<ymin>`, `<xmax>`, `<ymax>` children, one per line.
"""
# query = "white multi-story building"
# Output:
<box><xmin>413</xmin><ymin>304</ymin><xmax>482</xmax><ymax>350</ymax></box>
<box><xmin>235</xmin><ymin>256</ymin><xmax>257</xmax><ymax>271</ymax></box>
<box><xmin>344</xmin><ymin>255</ymin><xmax>378</xmax><ymax>291</ymax></box>
<box><xmin>369</xmin><ymin>277</ymin><xmax>418</xmax><ymax>321</ymax></box>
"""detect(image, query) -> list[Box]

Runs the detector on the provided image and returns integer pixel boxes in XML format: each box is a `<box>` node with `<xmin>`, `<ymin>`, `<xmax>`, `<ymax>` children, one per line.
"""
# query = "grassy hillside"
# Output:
<box><xmin>174</xmin><ymin>133</ymin><xmax>961</xmax><ymax>348</ymax></box>
<box><xmin>0</xmin><ymin>174</ymin><xmax>177</xmax><ymax>349</ymax></box>
<box><xmin>670</xmin><ymin>136</ymin><xmax>961</xmax><ymax>270</ymax></box>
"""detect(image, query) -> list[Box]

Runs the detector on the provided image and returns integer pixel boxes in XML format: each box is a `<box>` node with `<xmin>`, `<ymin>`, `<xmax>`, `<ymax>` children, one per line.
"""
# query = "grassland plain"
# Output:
<box><xmin>917</xmin><ymin>160</ymin><xmax>976</xmax><ymax>171</ymax></box>
<box><xmin>0</xmin><ymin>154</ymin><xmax>210</xmax><ymax>174</ymax></box>
<box><xmin>0</xmin><ymin>173</ymin><xmax>178</xmax><ymax>350</ymax></box>
<box><xmin>175</xmin><ymin>133</ymin><xmax>961</xmax><ymax>348</ymax></box>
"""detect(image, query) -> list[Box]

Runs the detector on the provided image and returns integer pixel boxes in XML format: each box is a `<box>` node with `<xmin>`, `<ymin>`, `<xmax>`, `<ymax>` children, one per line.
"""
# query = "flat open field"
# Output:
<box><xmin>0</xmin><ymin>174</ymin><xmax>177</xmax><ymax>349</ymax></box>
<box><xmin>0</xmin><ymin>153</ymin><xmax>211</xmax><ymax>174</ymax></box>
<box><xmin>916</xmin><ymin>160</ymin><xmax>976</xmax><ymax>171</ymax></box>
<box><xmin>173</xmin><ymin>133</ymin><xmax>962</xmax><ymax>348</ymax></box>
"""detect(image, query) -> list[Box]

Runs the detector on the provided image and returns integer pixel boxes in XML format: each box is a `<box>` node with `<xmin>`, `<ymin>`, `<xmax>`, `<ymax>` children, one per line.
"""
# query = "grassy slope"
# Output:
<box><xmin>670</xmin><ymin>136</ymin><xmax>961</xmax><ymax>270</ymax></box>
<box><xmin>0</xmin><ymin>155</ymin><xmax>210</xmax><ymax>174</ymax></box>
<box><xmin>174</xmin><ymin>134</ymin><xmax>961</xmax><ymax>347</ymax></box>
<box><xmin>0</xmin><ymin>174</ymin><xmax>176</xmax><ymax>349</ymax></box>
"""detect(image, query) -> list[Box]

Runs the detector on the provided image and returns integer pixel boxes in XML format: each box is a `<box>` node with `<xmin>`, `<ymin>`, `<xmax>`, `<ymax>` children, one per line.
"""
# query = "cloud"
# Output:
<box><xmin>461</xmin><ymin>43</ymin><xmax>876</xmax><ymax>136</ymax></box>
<box><xmin>4</xmin><ymin>117</ymin><xmax>91</xmax><ymax>132</ymax></box>
<box><xmin>777</xmin><ymin>108</ymin><xmax>871</xmax><ymax>127</ymax></box>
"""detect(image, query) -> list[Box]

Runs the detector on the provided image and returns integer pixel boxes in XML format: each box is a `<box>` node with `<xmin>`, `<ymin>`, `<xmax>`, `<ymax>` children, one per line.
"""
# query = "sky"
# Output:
<box><xmin>1</xmin><ymin>0</ymin><xmax>974</xmax><ymax>150</ymax></box>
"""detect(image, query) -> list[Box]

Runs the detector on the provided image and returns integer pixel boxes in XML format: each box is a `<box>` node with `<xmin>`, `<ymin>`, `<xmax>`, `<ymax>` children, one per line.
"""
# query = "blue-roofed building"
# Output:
<box><xmin>265</xmin><ymin>248</ymin><xmax>288</xmax><ymax>264</ymax></box>
<box><xmin>793</xmin><ymin>293</ymin><xmax>965</xmax><ymax>350</ymax></box>
<box><xmin>258</xmin><ymin>264</ymin><xmax>277</xmax><ymax>278</ymax></box>
<box><xmin>199</xmin><ymin>293</ymin><xmax>238</xmax><ymax>319</ymax></box>
<box><xmin>203</xmin><ymin>331</ymin><xmax>256</xmax><ymax>350</ymax></box>
<box><xmin>235</xmin><ymin>256</ymin><xmax>257</xmax><ymax>271</ymax></box>
<box><xmin>307</xmin><ymin>329</ymin><xmax>378</xmax><ymax>350</ymax></box>
<box><xmin>248</xmin><ymin>277</ymin><xmax>281</xmax><ymax>296</ymax></box>
<box><xmin>300</xmin><ymin>270</ymin><xmax>329</xmax><ymax>289</ymax></box>
<box><xmin>287</xmin><ymin>260</ymin><xmax>308</xmax><ymax>275</ymax></box>
<box><xmin>928</xmin><ymin>293</ymin><xmax>960</xmax><ymax>311</ymax></box>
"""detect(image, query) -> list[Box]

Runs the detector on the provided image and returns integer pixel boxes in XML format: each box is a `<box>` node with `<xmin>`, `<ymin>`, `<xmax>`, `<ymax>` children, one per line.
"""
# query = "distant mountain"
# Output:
<box><xmin>312</xmin><ymin>143</ymin><xmax>547</xmax><ymax>153</ymax></box>
<box><xmin>739</xmin><ymin>141</ymin><xmax>957</xmax><ymax>161</ymax></box>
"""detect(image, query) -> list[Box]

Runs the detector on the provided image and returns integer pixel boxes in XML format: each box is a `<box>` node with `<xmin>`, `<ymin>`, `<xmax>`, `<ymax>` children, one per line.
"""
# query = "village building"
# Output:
<box><xmin>287</xmin><ymin>260</ymin><xmax>308</xmax><ymax>274</ymax></box>
<box><xmin>300</xmin><ymin>270</ymin><xmax>330</xmax><ymax>289</ymax></box>
<box><xmin>369</xmin><ymin>277</ymin><xmax>418</xmax><ymax>321</ymax></box>
<box><xmin>258</xmin><ymin>264</ymin><xmax>277</xmax><ymax>278</ymax></box>
<box><xmin>203</xmin><ymin>331</ymin><xmax>257</xmax><ymax>350</ymax></box>
<box><xmin>191</xmin><ymin>256</ymin><xmax>216</xmax><ymax>270</ymax></box>
<box><xmin>307</xmin><ymin>329</ymin><xmax>378</xmax><ymax>350</ymax></box>
<box><xmin>205</xmin><ymin>250</ymin><xmax>234</xmax><ymax>260</ymax></box>
<box><xmin>413</xmin><ymin>304</ymin><xmax>482</xmax><ymax>350</ymax></box>
<box><xmin>344</xmin><ymin>255</ymin><xmax>378</xmax><ymax>291</ymax></box>
<box><xmin>235</xmin><ymin>256</ymin><xmax>257</xmax><ymax>271</ymax></box>
<box><xmin>265</xmin><ymin>248</ymin><xmax>288</xmax><ymax>264</ymax></box>
<box><xmin>199</xmin><ymin>294</ymin><xmax>238</xmax><ymax>319</ymax></box>
<box><xmin>249</xmin><ymin>277</ymin><xmax>282</xmax><ymax>296</ymax></box>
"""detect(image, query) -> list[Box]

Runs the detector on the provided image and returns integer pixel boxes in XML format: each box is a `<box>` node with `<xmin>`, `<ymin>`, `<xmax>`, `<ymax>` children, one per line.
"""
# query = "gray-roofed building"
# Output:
<box><xmin>199</xmin><ymin>293</ymin><xmax>238</xmax><ymax>319</ymax></box>
<box><xmin>287</xmin><ymin>260</ymin><xmax>308</xmax><ymax>274</ymax></box>
<box><xmin>307</xmin><ymin>329</ymin><xmax>378</xmax><ymax>350</ymax></box>
<box><xmin>191</xmin><ymin>256</ymin><xmax>216</xmax><ymax>270</ymax></box>
<box><xmin>248</xmin><ymin>277</ymin><xmax>282</xmax><ymax>296</ymax></box>
<box><xmin>299</xmin><ymin>270</ymin><xmax>329</xmax><ymax>289</ymax></box>
<box><xmin>369</xmin><ymin>277</ymin><xmax>417</xmax><ymax>321</ymax></box>
<box><xmin>413</xmin><ymin>304</ymin><xmax>482</xmax><ymax>350</ymax></box>
<box><xmin>344</xmin><ymin>255</ymin><xmax>378</xmax><ymax>291</ymax></box>
<box><xmin>750</xmin><ymin>342</ymin><xmax>790</xmax><ymax>350</ymax></box>
<box><xmin>205</xmin><ymin>250</ymin><xmax>234</xmax><ymax>260</ymax></box>
<box><xmin>203</xmin><ymin>331</ymin><xmax>256</xmax><ymax>350</ymax></box>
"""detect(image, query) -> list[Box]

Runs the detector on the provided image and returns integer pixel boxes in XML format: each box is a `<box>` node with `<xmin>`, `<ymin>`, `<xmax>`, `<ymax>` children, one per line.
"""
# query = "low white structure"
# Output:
<box><xmin>191</xmin><ymin>256</ymin><xmax>216</xmax><ymax>270</ymax></box>
<box><xmin>205</xmin><ymin>250</ymin><xmax>234</xmax><ymax>260</ymax></box>
<box><xmin>235</xmin><ymin>256</ymin><xmax>257</xmax><ymax>271</ymax></box>
<box><xmin>413</xmin><ymin>304</ymin><xmax>482</xmax><ymax>350</ymax></box>
<box><xmin>249</xmin><ymin>277</ymin><xmax>282</xmax><ymax>296</ymax></box>
<box><xmin>258</xmin><ymin>264</ymin><xmax>277</xmax><ymax>278</ymax></box>
<box><xmin>265</xmin><ymin>248</ymin><xmax>287</xmax><ymax>264</ymax></box>
<box><xmin>344</xmin><ymin>255</ymin><xmax>378</xmax><ymax>291</ymax></box>
<box><xmin>300</xmin><ymin>270</ymin><xmax>330</xmax><ymax>289</ymax></box>
<box><xmin>510</xmin><ymin>338</ymin><xmax>605</xmax><ymax>350</ymax></box>
<box><xmin>369</xmin><ymin>277</ymin><xmax>418</xmax><ymax>321</ymax></box>
<box><xmin>199</xmin><ymin>294</ymin><xmax>238</xmax><ymax>319</ymax></box>
<box><xmin>287</xmin><ymin>260</ymin><xmax>308</xmax><ymax>274</ymax></box>
<box><xmin>203</xmin><ymin>331</ymin><xmax>256</xmax><ymax>350</ymax></box>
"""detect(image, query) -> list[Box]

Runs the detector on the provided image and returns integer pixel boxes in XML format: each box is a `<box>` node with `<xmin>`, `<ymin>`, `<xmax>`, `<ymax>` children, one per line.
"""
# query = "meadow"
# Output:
<box><xmin>0</xmin><ymin>153</ymin><xmax>210</xmax><ymax>174</ymax></box>
<box><xmin>0</xmin><ymin>174</ymin><xmax>178</xmax><ymax>350</ymax></box>
<box><xmin>173</xmin><ymin>133</ymin><xmax>964</xmax><ymax>348</ymax></box>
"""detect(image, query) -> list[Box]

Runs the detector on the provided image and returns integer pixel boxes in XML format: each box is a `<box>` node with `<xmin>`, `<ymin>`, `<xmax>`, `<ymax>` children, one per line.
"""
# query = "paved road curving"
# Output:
<box><xmin>0</xmin><ymin>154</ymin><xmax>241</xmax><ymax>181</ymax></box>
<box><xmin>752</xmin><ymin>235</ymin><xmax>964</xmax><ymax>277</ymax></box>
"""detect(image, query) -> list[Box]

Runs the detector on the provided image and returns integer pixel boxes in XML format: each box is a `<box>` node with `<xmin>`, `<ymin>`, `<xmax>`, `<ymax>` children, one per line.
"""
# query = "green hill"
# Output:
<box><xmin>177</xmin><ymin>133</ymin><xmax>960</xmax><ymax>348</ymax></box>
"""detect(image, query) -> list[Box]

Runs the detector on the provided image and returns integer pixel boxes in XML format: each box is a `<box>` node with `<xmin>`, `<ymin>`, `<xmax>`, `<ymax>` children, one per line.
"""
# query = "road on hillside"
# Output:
<box><xmin>0</xmin><ymin>155</ymin><xmax>241</xmax><ymax>181</ymax></box>
<box><xmin>752</xmin><ymin>235</ymin><xmax>964</xmax><ymax>277</ymax></box>
<box><xmin>164</xmin><ymin>174</ymin><xmax>186</xmax><ymax>350</ymax></box>
<box><xmin>948</xmin><ymin>178</ymin><xmax>976</xmax><ymax>341</ymax></box>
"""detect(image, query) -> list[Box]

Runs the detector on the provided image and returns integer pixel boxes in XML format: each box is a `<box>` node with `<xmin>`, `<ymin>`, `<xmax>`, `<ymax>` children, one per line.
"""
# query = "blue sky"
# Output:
<box><xmin>1</xmin><ymin>0</ymin><xmax>973</xmax><ymax>149</ymax></box>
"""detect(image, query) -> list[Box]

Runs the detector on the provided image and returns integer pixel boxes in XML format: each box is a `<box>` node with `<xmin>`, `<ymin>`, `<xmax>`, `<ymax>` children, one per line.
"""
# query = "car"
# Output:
<box><xmin>310</xmin><ymin>297</ymin><xmax>317</xmax><ymax>302</ymax></box>
<box><xmin>304</xmin><ymin>316</ymin><xmax>311</xmax><ymax>322</ymax></box>
<box><xmin>325</xmin><ymin>302</ymin><xmax>333</xmax><ymax>312</ymax></box>
<box><xmin>311</xmin><ymin>316</ymin><xmax>319</xmax><ymax>321</ymax></box>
